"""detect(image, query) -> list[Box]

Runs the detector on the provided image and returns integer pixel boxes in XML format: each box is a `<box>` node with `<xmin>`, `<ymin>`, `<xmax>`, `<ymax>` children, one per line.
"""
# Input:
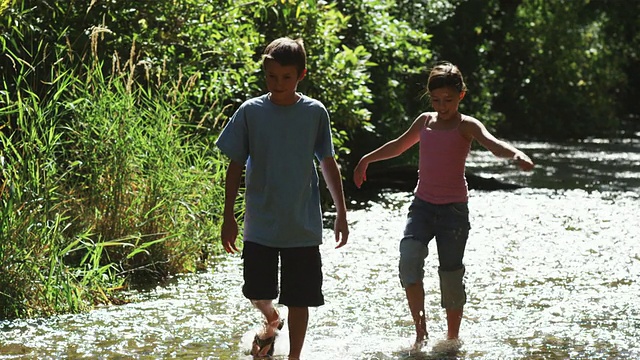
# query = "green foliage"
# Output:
<box><xmin>0</xmin><ymin>32</ymin><xmax>225</xmax><ymax>319</ymax></box>
<box><xmin>489</xmin><ymin>0</ymin><xmax>624</xmax><ymax>139</ymax></box>
<box><xmin>585</xmin><ymin>0</ymin><xmax>640</xmax><ymax>128</ymax></box>
<box><xmin>239</xmin><ymin>1</ymin><xmax>376</xmax><ymax>152</ymax></box>
<box><xmin>2</xmin><ymin>0</ymin><xmax>639</xmax><ymax>320</ymax></box>
<box><xmin>427</xmin><ymin>0</ymin><xmax>634</xmax><ymax>139</ymax></box>
<box><xmin>330</xmin><ymin>0</ymin><xmax>433</xmax><ymax>167</ymax></box>
<box><xmin>424</xmin><ymin>0</ymin><xmax>512</xmax><ymax>132</ymax></box>
<box><xmin>0</xmin><ymin>54</ymin><xmax>121</xmax><ymax>318</ymax></box>
<box><xmin>61</xmin><ymin>69</ymin><xmax>218</xmax><ymax>279</ymax></box>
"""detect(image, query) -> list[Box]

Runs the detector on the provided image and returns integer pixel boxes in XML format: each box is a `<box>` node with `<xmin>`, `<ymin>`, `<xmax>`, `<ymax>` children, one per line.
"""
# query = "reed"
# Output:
<box><xmin>0</xmin><ymin>32</ymin><xmax>229</xmax><ymax>320</ymax></box>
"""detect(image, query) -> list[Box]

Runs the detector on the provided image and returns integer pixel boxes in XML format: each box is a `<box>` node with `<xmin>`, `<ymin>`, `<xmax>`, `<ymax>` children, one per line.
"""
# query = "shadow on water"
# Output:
<box><xmin>345</xmin><ymin>137</ymin><xmax>640</xmax><ymax>205</ymax></box>
<box><xmin>466</xmin><ymin>137</ymin><xmax>640</xmax><ymax>193</ymax></box>
<box><xmin>1</xmin><ymin>138</ymin><xmax>639</xmax><ymax>360</ymax></box>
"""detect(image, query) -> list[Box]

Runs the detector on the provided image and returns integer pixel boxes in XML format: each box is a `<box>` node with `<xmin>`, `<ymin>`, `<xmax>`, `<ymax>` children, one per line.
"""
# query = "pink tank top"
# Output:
<box><xmin>415</xmin><ymin>118</ymin><xmax>472</xmax><ymax>204</ymax></box>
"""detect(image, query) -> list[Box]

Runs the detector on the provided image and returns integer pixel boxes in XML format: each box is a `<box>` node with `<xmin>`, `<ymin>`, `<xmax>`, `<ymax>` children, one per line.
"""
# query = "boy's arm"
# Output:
<box><xmin>221</xmin><ymin>160</ymin><xmax>244</xmax><ymax>254</ymax></box>
<box><xmin>353</xmin><ymin>113</ymin><xmax>426</xmax><ymax>188</ymax></box>
<box><xmin>319</xmin><ymin>156</ymin><xmax>349</xmax><ymax>249</ymax></box>
<box><xmin>464</xmin><ymin>117</ymin><xmax>535</xmax><ymax>171</ymax></box>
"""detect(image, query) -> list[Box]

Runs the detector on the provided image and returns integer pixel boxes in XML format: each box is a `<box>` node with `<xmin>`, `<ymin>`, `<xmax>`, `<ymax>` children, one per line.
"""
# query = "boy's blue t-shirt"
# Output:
<box><xmin>215</xmin><ymin>93</ymin><xmax>335</xmax><ymax>248</ymax></box>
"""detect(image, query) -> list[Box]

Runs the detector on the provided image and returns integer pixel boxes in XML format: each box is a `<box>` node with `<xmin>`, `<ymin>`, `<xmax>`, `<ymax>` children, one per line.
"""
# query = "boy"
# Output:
<box><xmin>216</xmin><ymin>37</ymin><xmax>349</xmax><ymax>359</ymax></box>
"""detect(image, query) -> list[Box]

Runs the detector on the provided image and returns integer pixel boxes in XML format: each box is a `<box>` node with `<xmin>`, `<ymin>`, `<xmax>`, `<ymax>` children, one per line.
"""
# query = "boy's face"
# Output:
<box><xmin>264</xmin><ymin>60</ymin><xmax>306</xmax><ymax>105</ymax></box>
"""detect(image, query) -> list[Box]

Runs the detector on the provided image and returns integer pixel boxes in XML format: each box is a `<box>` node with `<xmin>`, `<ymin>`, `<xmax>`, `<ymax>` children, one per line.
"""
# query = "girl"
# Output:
<box><xmin>353</xmin><ymin>61</ymin><xmax>534</xmax><ymax>349</ymax></box>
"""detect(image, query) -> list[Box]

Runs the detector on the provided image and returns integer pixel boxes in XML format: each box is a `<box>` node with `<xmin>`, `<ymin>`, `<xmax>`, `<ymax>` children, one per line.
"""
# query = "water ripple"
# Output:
<box><xmin>1</xmin><ymin>189</ymin><xmax>639</xmax><ymax>359</ymax></box>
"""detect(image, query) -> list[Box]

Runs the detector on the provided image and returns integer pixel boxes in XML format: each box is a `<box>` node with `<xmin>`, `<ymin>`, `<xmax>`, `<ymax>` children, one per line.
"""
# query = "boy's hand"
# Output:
<box><xmin>221</xmin><ymin>218</ymin><xmax>239</xmax><ymax>254</ymax></box>
<box><xmin>334</xmin><ymin>213</ymin><xmax>349</xmax><ymax>249</ymax></box>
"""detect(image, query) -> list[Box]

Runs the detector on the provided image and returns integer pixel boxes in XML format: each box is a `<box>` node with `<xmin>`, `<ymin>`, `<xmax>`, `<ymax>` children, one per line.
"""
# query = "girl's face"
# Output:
<box><xmin>430</xmin><ymin>86</ymin><xmax>465</xmax><ymax>121</ymax></box>
<box><xmin>264</xmin><ymin>60</ymin><xmax>306</xmax><ymax>106</ymax></box>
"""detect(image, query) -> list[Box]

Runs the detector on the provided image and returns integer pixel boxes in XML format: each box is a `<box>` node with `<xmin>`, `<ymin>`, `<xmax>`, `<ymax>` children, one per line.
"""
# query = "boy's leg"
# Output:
<box><xmin>251</xmin><ymin>299</ymin><xmax>280</xmax><ymax>326</ymax></box>
<box><xmin>287</xmin><ymin>306</ymin><xmax>309</xmax><ymax>359</ymax></box>
<box><xmin>241</xmin><ymin>242</ymin><xmax>281</xmax><ymax>356</ymax></box>
<box><xmin>280</xmin><ymin>246</ymin><xmax>324</xmax><ymax>359</ymax></box>
<box><xmin>250</xmin><ymin>300</ymin><xmax>283</xmax><ymax>356</ymax></box>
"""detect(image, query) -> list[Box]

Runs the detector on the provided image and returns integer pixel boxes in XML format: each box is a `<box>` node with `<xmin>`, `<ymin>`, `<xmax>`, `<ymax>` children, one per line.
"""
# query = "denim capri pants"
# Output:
<box><xmin>399</xmin><ymin>196</ymin><xmax>471</xmax><ymax>309</ymax></box>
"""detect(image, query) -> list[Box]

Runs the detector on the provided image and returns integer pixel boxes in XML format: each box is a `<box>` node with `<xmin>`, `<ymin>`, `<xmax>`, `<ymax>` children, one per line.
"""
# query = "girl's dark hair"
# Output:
<box><xmin>262</xmin><ymin>37</ymin><xmax>306</xmax><ymax>76</ymax></box>
<box><xmin>426</xmin><ymin>61</ymin><xmax>467</xmax><ymax>94</ymax></box>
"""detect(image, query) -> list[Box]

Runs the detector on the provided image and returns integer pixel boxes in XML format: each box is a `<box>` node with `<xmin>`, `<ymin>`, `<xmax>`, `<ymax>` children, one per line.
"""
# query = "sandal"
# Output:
<box><xmin>251</xmin><ymin>317</ymin><xmax>285</xmax><ymax>358</ymax></box>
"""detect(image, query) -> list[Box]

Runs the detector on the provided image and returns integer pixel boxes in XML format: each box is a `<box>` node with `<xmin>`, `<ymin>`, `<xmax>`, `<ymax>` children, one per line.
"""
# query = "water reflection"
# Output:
<box><xmin>467</xmin><ymin>138</ymin><xmax>640</xmax><ymax>192</ymax></box>
<box><xmin>1</xmin><ymin>141</ymin><xmax>639</xmax><ymax>359</ymax></box>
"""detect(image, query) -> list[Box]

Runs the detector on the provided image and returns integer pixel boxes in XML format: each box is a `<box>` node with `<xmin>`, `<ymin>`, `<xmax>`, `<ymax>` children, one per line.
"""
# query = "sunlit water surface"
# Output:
<box><xmin>1</xmin><ymin>140</ymin><xmax>639</xmax><ymax>360</ymax></box>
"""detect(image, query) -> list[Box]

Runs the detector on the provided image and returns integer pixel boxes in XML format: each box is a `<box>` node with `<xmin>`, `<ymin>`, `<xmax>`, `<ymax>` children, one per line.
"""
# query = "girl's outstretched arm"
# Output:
<box><xmin>353</xmin><ymin>113</ymin><xmax>427</xmax><ymax>188</ymax></box>
<box><xmin>463</xmin><ymin>117</ymin><xmax>535</xmax><ymax>171</ymax></box>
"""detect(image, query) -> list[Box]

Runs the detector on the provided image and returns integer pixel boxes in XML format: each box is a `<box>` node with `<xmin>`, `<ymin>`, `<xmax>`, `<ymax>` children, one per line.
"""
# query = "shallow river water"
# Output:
<box><xmin>1</xmin><ymin>139</ymin><xmax>639</xmax><ymax>360</ymax></box>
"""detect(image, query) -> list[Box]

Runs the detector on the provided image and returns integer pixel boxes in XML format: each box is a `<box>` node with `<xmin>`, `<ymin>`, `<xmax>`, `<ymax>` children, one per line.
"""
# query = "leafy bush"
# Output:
<box><xmin>427</xmin><ymin>0</ymin><xmax>634</xmax><ymax>140</ymax></box>
<box><xmin>489</xmin><ymin>0</ymin><xmax>624</xmax><ymax>139</ymax></box>
<box><xmin>0</xmin><ymin>33</ymin><xmax>225</xmax><ymax>320</ymax></box>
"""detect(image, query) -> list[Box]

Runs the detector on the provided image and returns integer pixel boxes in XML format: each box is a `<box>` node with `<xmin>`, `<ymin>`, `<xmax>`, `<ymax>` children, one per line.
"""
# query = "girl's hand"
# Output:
<box><xmin>513</xmin><ymin>152</ymin><xmax>535</xmax><ymax>171</ymax></box>
<box><xmin>353</xmin><ymin>159</ymin><xmax>369</xmax><ymax>188</ymax></box>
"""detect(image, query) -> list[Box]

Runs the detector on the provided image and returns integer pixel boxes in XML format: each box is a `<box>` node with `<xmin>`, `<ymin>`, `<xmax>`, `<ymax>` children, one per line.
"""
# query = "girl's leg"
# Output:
<box><xmin>405</xmin><ymin>282</ymin><xmax>427</xmax><ymax>344</ymax></box>
<box><xmin>287</xmin><ymin>306</ymin><xmax>309</xmax><ymax>359</ymax></box>
<box><xmin>437</xmin><ymin>267</ymin><xmax>466</xmax><ymax>340</ymax></box>
<box><xmin>399</xmin><ymin>198</ymin><xmax>434</xmax><ymax>347</ymax></box>
<box><xmin>400</xmin><ymin>238</ymin><xmax>430</xmax><ymax>346</ymax></box>
<box><xmin>435</xmin><ymin>202</ymin><xmax>470</xmax><ymax>340</ymax></box>
<box><xmin>445</xmin><ymin>308</ymin><xmax>463</xmax><ymax>339</ymax></box>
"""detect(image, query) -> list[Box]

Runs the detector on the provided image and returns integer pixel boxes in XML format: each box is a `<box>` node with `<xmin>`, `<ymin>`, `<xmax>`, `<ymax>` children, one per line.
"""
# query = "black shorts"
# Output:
<box><xmin>241</xmin><ymin>241</ymin><xmax>324</xmax><ymax>307</ymax></box>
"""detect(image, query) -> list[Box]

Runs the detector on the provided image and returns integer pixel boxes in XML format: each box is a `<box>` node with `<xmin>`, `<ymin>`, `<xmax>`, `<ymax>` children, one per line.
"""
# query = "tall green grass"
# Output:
<box><xmin>0</xmin><ymin>35</ymin><xmax>229</xmax><ymax>320</ymax></box>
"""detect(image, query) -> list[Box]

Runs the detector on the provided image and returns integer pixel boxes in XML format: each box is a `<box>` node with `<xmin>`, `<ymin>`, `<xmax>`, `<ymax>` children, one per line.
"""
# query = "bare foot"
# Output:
<box><xmin>432</xmin><ymin>338</ymin><xmax>462</xmax><ymax>354</ymax></box>
<box><xmin>409</xmin><ymin>312</ymin><xmax>428</xmax><ymax>353</ymax></box>
<box><xmin>410</xmin><ymin>338</ymin><xmax>426</xmax><ymax>353</ymax></box>
<box><xmin>416</xmin><ymin>310</ymin><xmax>428</xmax><ymax>342</ymax></box>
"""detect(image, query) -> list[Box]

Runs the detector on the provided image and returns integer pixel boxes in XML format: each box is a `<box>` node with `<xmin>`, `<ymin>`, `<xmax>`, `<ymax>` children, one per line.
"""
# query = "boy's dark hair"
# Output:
<box><xmin>426</xmin><ymin>61</ymin><xmax>468</xmax><ymax>94</ymax></box>
<box><xmin>262</xmin><ymin>37</ymin><xmax>306</xmax><ymax>76</ymax></box>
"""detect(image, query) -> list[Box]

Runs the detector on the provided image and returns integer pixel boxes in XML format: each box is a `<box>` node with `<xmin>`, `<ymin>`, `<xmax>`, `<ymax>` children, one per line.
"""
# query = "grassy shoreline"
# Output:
<box><xmin>0</xmin><ymin>41</ymin><xmax>231</xmax><ymax>320</ymax></box>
